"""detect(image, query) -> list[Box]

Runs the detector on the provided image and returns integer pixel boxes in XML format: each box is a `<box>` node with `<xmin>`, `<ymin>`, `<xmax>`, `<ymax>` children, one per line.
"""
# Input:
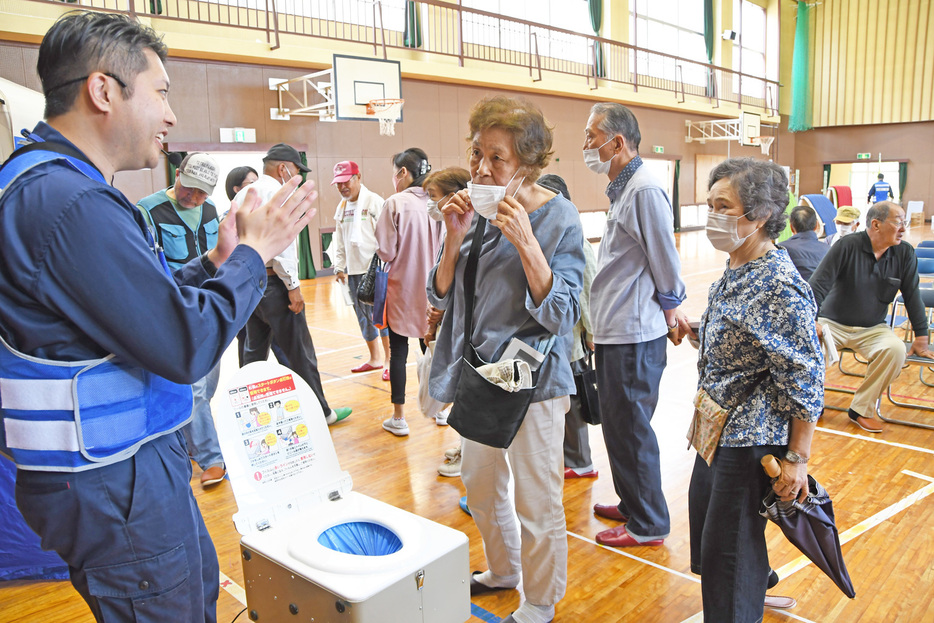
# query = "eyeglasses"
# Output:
<box><xmin>887</xmin><ymin>218</ymin><xmax>910</xmax><ymax>229</ymax></box>
<box><xmin>45</xmin><ymin>72</ymin><xmax>127</xmax><ymax>96</ymax></box>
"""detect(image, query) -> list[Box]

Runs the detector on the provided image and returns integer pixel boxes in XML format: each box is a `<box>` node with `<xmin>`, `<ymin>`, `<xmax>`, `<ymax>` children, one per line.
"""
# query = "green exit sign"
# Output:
<box><xmin>653</xmin><ymin>145</ymin><xmax>664</xmax><ymax>154</ymax></box>
<box><xmin>234</xmin><ymin>129</ymin><xmax>246</xmax><ymax>142</ymax></box>
<box><xmin>857</xmin><ymin>153</ymin><xmax>871</xmax><ymax>160</ymax></box>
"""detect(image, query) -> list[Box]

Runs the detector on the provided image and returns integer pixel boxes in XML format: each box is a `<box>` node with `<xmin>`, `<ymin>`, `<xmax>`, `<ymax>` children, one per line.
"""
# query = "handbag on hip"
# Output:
<box><xmin>371</xmin><ymin>261</ymin><xmax>389</xmax><ymax>330</ymax></box>
<box><xmin>686</xmin><ymin>374</ymin><xmax>767</xmax><ymax>465</ymax></box>
<box><xmin>356</xmin><ymin>253</ymin><xmax>380</xmax><ymax>305</ymax></box>
<box><xmin>446</xmin><ymin>217</ymin><xmax>553</xmax><ymax>449</ymax></box>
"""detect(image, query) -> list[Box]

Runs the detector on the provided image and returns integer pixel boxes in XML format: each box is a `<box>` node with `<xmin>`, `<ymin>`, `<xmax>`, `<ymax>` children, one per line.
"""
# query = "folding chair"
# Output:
<box><xmin>917</xmin><ymin>240</ymin><xmax>934</xmax><ymax>249</ymax></box>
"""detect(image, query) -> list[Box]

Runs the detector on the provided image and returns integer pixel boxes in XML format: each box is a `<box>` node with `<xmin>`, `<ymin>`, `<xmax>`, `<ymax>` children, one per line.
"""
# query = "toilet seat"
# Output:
<box><xmin>285</xmin><ymin>492</ymin><xmax>423</xmax><ymax>574</ymax></box>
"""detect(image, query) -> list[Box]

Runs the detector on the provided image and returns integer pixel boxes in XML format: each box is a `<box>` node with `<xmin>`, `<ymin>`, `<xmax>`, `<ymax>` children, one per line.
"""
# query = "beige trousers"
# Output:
<box><xmin>461</xmin><ymin>395</ymin><xmax>570</xmax><ymax>606</ymax></box>
<box><xmin>821</xmin><ymin>318</ymin><xmax>906</xmax><ymax>417</ymax></box>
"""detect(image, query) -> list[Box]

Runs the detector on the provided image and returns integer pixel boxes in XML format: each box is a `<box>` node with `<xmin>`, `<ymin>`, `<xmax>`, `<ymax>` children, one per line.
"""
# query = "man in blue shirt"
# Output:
<box><xmin>138</xmin><ymin>153</ymin><xmax>227</xmax><ymax>487</ymax></box>
<box><xmin>582</xmin><ymin>102</ymin><xmax>692</xmax><ymax>548</ymax></box>
<box><xmin>779</xmin><ymin>205</ymin><xmax>829</xmax><ymax>281</ymax></box>
<box><xmin>0</xmin><ymin>12</ymin><xmax>317</xmax><ymax>621</ymax></box>
<box><xmin>868</xmin><ymin>173</ymin><xmax>894</xmax><ymax>203</ymax></box>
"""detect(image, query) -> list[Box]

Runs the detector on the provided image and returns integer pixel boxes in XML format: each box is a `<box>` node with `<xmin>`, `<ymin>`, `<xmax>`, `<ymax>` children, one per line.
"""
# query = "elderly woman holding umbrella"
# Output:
<box><xmin>688</xmin><ymin>158</ymin><xmax>824</xmax><ymax>621</ymax></box>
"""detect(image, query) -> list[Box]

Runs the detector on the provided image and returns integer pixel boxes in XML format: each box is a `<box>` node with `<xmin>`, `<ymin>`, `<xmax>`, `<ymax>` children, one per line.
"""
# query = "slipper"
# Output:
<box><xmin>382</xmin><ymin>369</ymin><xmax>390</xmax><ymax>382</ymax></box>
<box><xmin>764</xmin><ymin>595</ymin><xmax>796</xmax><ymax>609</ymax></box>
<box><xmin>351</xmin><ymin>363</ymin><xmax>382</xmax><ymax>373</ymax></box>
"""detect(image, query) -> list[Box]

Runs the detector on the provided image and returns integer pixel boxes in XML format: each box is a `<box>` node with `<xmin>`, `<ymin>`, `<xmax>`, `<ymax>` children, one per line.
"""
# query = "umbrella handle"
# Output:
<box><xmin>761</xmin><ymin>454</ymin><xmax>782</xmax><ymax>478</ymax></box>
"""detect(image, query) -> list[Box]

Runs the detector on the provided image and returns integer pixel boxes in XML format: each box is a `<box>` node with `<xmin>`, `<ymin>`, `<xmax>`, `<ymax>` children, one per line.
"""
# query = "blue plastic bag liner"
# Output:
<box><xmin>317</xmin><ymin>521</ymin><xmax>402</xmax><ymax>556</ymax></box>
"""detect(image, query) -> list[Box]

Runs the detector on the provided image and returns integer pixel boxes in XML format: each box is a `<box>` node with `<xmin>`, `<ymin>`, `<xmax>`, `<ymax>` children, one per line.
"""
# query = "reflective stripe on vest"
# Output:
<box><xmin>0</xmin><ymin>146</ymin><xmax>194</xmax><ymax>471</ymax></box>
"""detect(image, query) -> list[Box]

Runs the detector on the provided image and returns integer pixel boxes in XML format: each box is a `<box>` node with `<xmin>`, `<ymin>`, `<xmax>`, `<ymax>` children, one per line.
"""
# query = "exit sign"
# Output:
<box><xmin>857</xmin><ymin>153</ymin><xmax>871</xmax><ymax>160</ymax></box>
<box><xmin>653</xmin><ymin>145</ymin><xmax>664</xmax><ymax>154</ymax></box>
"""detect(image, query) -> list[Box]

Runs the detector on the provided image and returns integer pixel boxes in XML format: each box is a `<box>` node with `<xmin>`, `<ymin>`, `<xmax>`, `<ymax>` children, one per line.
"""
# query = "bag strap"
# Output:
<box><xmin>462</xmin><ymin>216</ymin><xmax>488</xmax><ymax>359</ymax></box>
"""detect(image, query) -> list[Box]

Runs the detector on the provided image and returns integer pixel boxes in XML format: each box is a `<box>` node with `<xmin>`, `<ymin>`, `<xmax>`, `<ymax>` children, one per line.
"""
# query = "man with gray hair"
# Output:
<box><xmin>581</xmin><ymin>102</ymin><xmax>692</xmax><ymax>548</ymax></box>
<box><xmin>810</xmin><ymin>200</ymin><xmax>934</xmax><ymax>433</ymax></box>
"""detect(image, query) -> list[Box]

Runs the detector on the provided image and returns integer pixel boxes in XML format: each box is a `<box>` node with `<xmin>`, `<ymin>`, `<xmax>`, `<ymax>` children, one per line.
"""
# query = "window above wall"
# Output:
<box><xmin>629</xmin><ymin>0</ymin><xmax>708</xmax><ymax>87</ymax></box>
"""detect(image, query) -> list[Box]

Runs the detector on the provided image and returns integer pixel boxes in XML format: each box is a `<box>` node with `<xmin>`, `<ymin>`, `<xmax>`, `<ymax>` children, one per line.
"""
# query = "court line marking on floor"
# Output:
<box><xmin>774</xmin><ymin>469</ymin><xmax>934</xmax><ymax>580</ymax></box>
<box><xmin>815</xmin><ymin>425</ymin><xmax>934</xmax><ymax>456</ymax></box>
<box><xmin>219</xmin><ymin>570</ymin><xmax>247</xmax><ymax>606</ymax></box>
<box><xmin>567</xmin><ymin>531</ymin><xmax>700</xmax><ymax>584</ymax></box>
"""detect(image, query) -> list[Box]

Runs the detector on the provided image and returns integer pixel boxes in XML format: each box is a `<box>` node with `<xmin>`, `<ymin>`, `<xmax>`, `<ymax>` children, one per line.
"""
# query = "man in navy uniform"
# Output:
<box><xmin>868</xmin><ymin>173</ymin><xmax>894</xmax><ymax>203</ymax></box>
<box><xmin>0</xmin><ymin>12</ymin><xmax>317</xmax><ymax>621</ymax></box>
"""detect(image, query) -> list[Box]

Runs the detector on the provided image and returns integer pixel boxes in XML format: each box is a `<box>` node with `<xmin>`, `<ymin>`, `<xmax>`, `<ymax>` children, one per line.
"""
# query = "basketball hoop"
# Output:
<box><xmin>366</xmin><ymin>98</ymin><xmax>405</xmax><ymax>136</ymax></box>
<box><xmin>751</xmin><ymin>136</ymin><xmax>774</xmax><ymax>156</ymax></box>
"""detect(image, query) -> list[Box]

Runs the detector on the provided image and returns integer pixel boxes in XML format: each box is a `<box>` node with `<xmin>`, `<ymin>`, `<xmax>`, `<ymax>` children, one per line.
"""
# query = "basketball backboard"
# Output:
<box><xmin>739</xmin><ymin>111</ymin><xmax>760</xmax><ymax>147</ymax></box>
<box><xmin>333</xmin><ymin>54</ymin><xmax>403</xmax><ymax>123</ymax></box>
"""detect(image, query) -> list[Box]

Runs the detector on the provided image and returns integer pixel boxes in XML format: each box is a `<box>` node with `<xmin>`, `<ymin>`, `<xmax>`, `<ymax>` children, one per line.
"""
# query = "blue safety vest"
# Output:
<box><xmin>0</xmin><ymin>144</ymin><xmax>193</xmax><ymax>472</ymax></box>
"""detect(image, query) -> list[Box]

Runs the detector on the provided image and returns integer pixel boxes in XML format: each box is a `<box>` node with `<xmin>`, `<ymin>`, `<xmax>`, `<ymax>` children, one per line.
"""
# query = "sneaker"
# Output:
<box><xmin>382</xmin><ymin>417</ymin><xmax>409</xmax><ymax>436</ymax></box>
<box><xmin>435</xmin><ymin>408</ymin><xmax>450</xmax><ymax>426</ymax></box>
<box><xmin>438</xmin><ymin>451</ymin><xmax>461</xmax><ymax>477</ymax></box>
<box><xmin>325</xmin><ymin>407</ymin><xmax>352</xmax><ymax>426</ymax></box>
<box><xmin>444</xmin><ymin>446</ymin><xmax>460</xmax><ymax>460</ymax></box>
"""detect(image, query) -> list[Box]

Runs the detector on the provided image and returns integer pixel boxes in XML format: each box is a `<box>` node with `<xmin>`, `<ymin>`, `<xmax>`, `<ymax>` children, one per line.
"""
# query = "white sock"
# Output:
<box><xmin>510</xmin><ymin>603</ymin><xmax>555</xmax><ymax>623</ymax></box>
<box><xmin>472</xmin><ymin>570</ymin><xmax>518</xmax><ymax>589</ymax></box>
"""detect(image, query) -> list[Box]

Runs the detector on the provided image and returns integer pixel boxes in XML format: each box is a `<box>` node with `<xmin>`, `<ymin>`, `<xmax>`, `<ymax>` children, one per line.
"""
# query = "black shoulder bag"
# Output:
<box><xmin>447</xmin><ymin>217</ymin><xmax>549</xmax><ymax>449</ymax></box>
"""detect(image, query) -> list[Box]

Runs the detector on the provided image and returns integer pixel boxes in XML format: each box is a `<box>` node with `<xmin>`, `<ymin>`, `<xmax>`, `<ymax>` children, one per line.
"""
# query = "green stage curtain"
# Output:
<box><xmin>672</xmin><ymin>160</ymin><xmax>681</xmax><ymax>232</ymax></box>
<box><xmin>404</xmin><ymin>1</ymin><xmax>422</xmax><ymax>49</ymax></box>
<box><xmin>789</xmin><ymin>1</ymin><xmax>812</xmax><ymax>132</ymax></box>
<box><xmin>588</xmin><ymin>0</ymin><xmax>605</xmax><ymax>78</ymax></box>
<box><xmin>298</xmin><ymin>151</ymin><xmax>316</xmax><ymax>279</ymax></box>
<box><xmin>703</xmin><ymin>0</ymin><xmax>716</xmax><ymax>97</ymax></box>
<box><xmin>899</xmin><ymin>162</ymin><xmax>907</xmax><ymax>200</ymax></box>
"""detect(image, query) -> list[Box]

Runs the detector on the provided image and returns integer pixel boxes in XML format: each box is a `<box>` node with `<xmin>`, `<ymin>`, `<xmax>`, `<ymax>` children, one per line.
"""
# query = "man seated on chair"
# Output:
<box><xmin>779</xmin><ymin>205</ymin><xmax>829</xmax><ymax>281</ymax></box>
<box><xmin>809</xmin><ymin>201</ymin><xmax>934</xmax><ymax>433</ymax></box>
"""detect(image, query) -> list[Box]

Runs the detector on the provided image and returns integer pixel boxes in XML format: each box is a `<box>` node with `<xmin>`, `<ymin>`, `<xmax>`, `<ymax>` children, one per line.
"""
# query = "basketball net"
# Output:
<box><xmin>366</xmin><ymin>99</ymin><xmax>405</xmax><ymax>136</ymax></box>
<box><xmin>752</xmin><ymin>136</ymin><xmax>774</xmax><ymax>156</ymax></box>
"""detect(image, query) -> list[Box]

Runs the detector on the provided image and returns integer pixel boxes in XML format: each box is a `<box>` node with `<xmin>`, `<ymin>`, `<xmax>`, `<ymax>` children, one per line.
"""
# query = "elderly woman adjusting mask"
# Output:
<box><xmin>427</xmin><ymin>96</ymin><xmax>585</xmax><ymax>623</ymax></box>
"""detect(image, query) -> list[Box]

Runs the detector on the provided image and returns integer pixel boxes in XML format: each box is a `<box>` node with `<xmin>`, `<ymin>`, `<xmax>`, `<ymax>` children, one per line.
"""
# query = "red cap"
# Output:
<box><xmin>331</xmin><ymin>161</ymin><xmax>360</xmax><ymax>184</ymax></box>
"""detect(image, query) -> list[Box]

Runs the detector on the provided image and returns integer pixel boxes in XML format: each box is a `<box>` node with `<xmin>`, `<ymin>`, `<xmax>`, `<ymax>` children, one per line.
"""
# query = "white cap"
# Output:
<box><xmin>177</xmin><ymin>153</ymin><xmax>219</xmax><ymax>194</ymax></box>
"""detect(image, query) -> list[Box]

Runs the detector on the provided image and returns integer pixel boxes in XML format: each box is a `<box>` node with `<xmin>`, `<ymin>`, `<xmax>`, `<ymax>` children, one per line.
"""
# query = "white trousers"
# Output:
<box><xmin>461</xmin><ymin>396</ymin><xmax>570</xmax><ymax>606</ymax></box>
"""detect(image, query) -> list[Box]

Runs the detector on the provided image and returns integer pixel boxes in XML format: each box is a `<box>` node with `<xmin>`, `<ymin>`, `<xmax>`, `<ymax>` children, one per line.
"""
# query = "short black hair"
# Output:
<box><xmin>38</xmin><ymin>11</ymin><xmax>168</xmax><ymax>119</ymax></box>
<box><xmin>789</xmin><ymin>205</ymin><xmax>818</xmax><ymax>233</ymax></box>
<box><xmin>225</xmin><ymin>166</ymin><xmax>258</xmax><ymax>200</ymax></box>
<box><xmin>536</xmin><ymin>174</ymin><xmax>571</xmax><ymax>201</ymax></box>
<box><xmin>878</xmin><ymin>173</ymin><xmax>885</xmax><ymax>180</ymax></box>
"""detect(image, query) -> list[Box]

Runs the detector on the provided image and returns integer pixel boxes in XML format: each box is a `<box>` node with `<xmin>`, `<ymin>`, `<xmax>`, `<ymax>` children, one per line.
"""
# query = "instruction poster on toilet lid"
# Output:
<box><xmin>227</xmin><ymin>373</ymin><xmax>319</xmax><ymax>486</ymax></box>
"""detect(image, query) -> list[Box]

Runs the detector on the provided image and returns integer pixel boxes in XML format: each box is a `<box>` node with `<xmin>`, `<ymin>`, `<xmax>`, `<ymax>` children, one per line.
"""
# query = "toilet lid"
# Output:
<box><xmin>215</xmin><ymin>360</ymin><xmax>353</xmax><ymax>535</ymax></box>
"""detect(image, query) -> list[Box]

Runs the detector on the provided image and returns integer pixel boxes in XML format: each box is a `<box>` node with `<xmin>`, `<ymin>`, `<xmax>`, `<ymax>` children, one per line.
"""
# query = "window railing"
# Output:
<box><xmin>25</xmin><ymin>0</ymin><xmax>779</xmax><ymax>115</ymax></box>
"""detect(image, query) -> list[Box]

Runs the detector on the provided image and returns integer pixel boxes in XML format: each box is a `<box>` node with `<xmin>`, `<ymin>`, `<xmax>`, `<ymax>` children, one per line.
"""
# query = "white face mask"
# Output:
<box><xmin>705</xmin><ymin>211</ymin><xmax>758</xmax><ymax>253</ymax></box>
<box><xmin>426</xmin><ymin>196</ymin><xmax>445</xmax><ymax>221</ymax></box>
<box><xmin>837</xmin><ymin>223</ymin><xmax>855</xmax><ymax>236</ymax></box>
<box><xmin>468</xmin><ymin>169</ymin><xmax>523</xmax><ymax>219</ymax></box>
<box><xmin>582</xmin><ymin>136</ymin><xmax>617</xmax><ymax>175</ymax></box>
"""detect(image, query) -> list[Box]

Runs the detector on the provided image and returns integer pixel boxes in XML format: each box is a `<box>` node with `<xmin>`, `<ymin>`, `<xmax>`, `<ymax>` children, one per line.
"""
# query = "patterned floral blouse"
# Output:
<box><xmin>698</xmin><ymin>248</ymin><xmax>824</xmax><ymax>447</ymax></box>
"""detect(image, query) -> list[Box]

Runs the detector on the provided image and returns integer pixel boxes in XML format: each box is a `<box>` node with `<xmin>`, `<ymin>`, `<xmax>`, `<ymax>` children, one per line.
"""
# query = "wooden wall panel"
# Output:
<box><xmin>809</xmin><ymin>0</ymin><xmax>934</xmax><ymax>127</ymax></box>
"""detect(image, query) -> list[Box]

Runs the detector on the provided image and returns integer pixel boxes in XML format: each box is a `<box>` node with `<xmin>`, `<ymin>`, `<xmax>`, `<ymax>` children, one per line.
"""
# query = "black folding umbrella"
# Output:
<box><xmin>759</xmin><ymin>466</ymin><xmax>856</xmax><ymax>599</ymax></box>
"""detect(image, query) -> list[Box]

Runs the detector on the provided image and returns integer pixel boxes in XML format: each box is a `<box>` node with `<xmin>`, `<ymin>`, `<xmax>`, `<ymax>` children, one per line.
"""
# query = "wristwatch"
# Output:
<box><xmin>784</xmin><ymin>449</ymin><xmax>809</xmax><ymax>464</ymax></box>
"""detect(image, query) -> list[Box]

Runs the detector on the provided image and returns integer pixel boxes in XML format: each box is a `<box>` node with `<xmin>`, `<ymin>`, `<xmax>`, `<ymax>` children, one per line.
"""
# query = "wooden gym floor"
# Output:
<box><xmin>3</xmin><ymin>225</ymin><xmax>934</xmax><ymax>623</ymax></box>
